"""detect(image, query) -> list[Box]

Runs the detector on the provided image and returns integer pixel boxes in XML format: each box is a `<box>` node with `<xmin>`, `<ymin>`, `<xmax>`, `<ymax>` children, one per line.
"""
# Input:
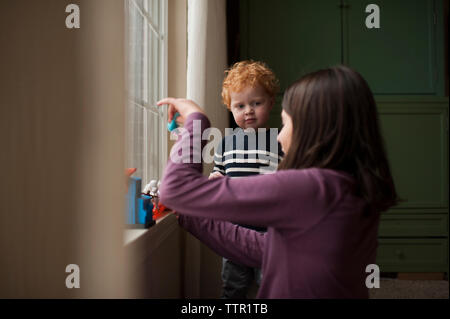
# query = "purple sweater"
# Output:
<box><xmin>159</xmin><ymin>112</ymin><xmax>380</xmax><ymax>299</ymax></box>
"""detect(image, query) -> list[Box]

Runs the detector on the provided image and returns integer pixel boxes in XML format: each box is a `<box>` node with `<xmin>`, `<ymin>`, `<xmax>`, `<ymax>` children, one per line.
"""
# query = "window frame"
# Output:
<box><xmin>125</xmin><ymin>0</ymin><xmax>168</xmax><ymax>187</ymax></box>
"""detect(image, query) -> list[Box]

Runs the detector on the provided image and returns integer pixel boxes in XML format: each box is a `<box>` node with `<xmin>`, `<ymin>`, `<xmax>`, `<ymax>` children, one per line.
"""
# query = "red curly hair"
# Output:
<box><xmin>222</xmin><ymin>60</ymin><xmax>279</xmax><ymax>109</ymax></box>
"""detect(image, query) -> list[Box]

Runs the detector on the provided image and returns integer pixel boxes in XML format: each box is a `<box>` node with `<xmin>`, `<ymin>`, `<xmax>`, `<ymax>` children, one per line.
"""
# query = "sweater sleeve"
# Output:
<box><xmin>159</xmin><ymin>112</ymin><xmax>337</xmax><ymax>231</ymax></box>
<box><xmin>178</xmin><ymin>215</ymin><xmax>265</xmax><ymax>268</ymax></box>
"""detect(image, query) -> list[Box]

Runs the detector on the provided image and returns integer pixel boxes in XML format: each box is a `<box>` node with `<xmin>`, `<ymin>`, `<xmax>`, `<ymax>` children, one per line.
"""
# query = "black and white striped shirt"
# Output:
<box><xmin>212</xmin><ymin>128</ymin><xmax>283</xmax><ymax>231</ymax></box>
<box><xmin>213</xmin><ymin>128</ymin><xmax>283</xmax><ymax>178</ymax></box>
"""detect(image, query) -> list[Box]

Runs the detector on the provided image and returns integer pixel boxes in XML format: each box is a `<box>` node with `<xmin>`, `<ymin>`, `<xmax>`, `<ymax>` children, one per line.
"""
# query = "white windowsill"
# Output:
<box><xmin>123</xmin><ymin>211</ymin><xmax>176</xmax><ymax>246</ymax></box>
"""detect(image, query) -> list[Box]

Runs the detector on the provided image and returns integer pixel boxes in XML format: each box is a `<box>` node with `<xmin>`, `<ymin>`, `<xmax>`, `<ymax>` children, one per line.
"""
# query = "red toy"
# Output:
<box><xmin>152</xmin><ymin>202</ymin><xmax>168</xmax><ymax>220</ymax></box>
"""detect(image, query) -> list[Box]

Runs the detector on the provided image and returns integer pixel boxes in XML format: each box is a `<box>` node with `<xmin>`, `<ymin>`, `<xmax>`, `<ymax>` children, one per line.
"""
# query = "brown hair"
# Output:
<box><xmin>279</xmin><ymin>65</ymin><xmax>399</xmax><ymax>213</ymax></box>
<box><xmin>222</xmin><ymin>60</ymin><xmax>279</xmax><ymax>109</ymax></box>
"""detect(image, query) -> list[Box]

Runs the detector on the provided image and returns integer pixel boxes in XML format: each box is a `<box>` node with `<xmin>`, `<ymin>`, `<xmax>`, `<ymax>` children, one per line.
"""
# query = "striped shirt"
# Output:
<box><xmin>213</xmin><ymin>128</ymin><xmax>283</xmax><ymax>178</ymax></box>
<box><xmin>212</xmin><ymin>128</ymin><xmax>283</xmax><ymax>231</ymax></box>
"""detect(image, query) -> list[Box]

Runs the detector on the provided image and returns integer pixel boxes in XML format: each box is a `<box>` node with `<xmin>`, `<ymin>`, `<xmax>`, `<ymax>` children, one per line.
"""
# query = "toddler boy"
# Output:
<box><xmin>210</xmin><ymin>60</ymin><xmax>283</xmax><ymax>299</ymax></box>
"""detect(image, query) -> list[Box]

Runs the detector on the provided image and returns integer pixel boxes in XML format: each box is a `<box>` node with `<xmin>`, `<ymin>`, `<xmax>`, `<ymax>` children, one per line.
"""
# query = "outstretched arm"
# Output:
<box><xmin>157</xmin><ymin>98</ymin><xmax>330</xmax><ymax>231</ymax></box>
<box><xmin>179</xmin><ymin>215</ymin><xmax>265</xmax><ymax>268</ymax></box>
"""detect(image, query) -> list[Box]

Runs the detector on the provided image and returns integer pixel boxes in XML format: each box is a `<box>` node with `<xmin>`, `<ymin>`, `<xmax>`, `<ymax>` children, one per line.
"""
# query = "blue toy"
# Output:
<box><xmin>137</xmin><ymin>195</ymin><xmax>152</xmax><ymax>224</ymax></box>
<box><xmin>126</xmin><ymin>176</ymin><xmax>141</xmax><ymax>224</ymax></box>
<box><xmin>167</xmin><ymin>112</ymin><xmax>180</xmax><ymax>132</ymax></box>
<box><xmin>126</xmin><ymin>176</ymin><xmax>155</xmax><ymax>228</ymax></box>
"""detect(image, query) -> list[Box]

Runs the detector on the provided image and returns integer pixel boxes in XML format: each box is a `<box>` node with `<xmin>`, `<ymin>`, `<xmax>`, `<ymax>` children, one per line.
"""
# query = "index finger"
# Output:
<box><xmin>157</xmin><ymin>97</ymin><xmax>176</xmax><ymax>106</ymax></box>
<box><xmin>157</xmin><ymin>97</ymin><xmax>178</xmax><ymax>122</ymax></box>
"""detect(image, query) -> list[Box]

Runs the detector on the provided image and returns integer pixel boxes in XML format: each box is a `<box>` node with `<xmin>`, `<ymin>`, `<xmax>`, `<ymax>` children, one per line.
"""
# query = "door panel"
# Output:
<box><xmin>345</xmin><ymin>0</ymin><xmax>437</xmax><ymax>95</ymax></box>
<box><xmin>240</xmin><ymin>0</ymin><xmax>342</xmax><ymax>93</ymax></box>
<box><xmin>377</xmin><ymin>238</ymin><xmax>448</xmax><ymax>272</ymax></box>
<box><xmin>379</xmin><ymin>212</ymin><xmax>448</xmax><ymax>237</ymax></box>
<box><xmin>378</xmin><ymin>101</ymin><xmax>448</xmax><ymax>208</ymax></box>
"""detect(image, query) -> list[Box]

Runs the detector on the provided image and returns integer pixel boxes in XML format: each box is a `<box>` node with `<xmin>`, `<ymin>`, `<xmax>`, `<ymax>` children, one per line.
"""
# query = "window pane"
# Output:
<box><xmin>149</xmin><ymin>0</ymin><xmax>159</xmax><ymax>29</ymax></box>
<box><xmin>149</xmin><ymin>30</ymin><xmax>159</xmax><ymax>107</ymax></box>
<box><xmin>135</xmin><ymin>0</ymin><xmax>148</xmax><ymax>13</ymax></box>
<box><xmin>127</xmin><ymin>103</ymin><xmax>145</xmax><ymax>181</ymax></box>
<box><xmin>128</xmin><ymin>2</ymin><xmax>145</xmax><ymax>103</ymax></box>
<box><xmin>126</xmin><ymin>0</ymin><xmax>166</xmax><ymax>186</ymax></box>
<box><xmin>146</xmin><ymin>108</ymin><xmax>160</xmax><ymax>183</ymax></box>
<box><xmin>134</xmin><ymin>0</ymin><xmax>159</xmax><ymax>31</ymax></box>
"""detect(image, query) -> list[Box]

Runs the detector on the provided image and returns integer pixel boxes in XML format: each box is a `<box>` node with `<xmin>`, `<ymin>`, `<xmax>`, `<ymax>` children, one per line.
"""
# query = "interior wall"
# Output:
<box><xmin>184</xmin><ymin>0</ymin><xmax>228</xmax><ymax>299</ymax></box>
<box><xmin>0</xmin><ymin>0</ymin><xmax>227</xmax><ymax>299</ymax></box>
<box><xmin>0</xmin><ymin>0</ymin><xmax>131</xmax><ymax>298</ymax></box>
<box><xmin>73</xmin><ymin>0</ymin><xmax>130</xmax><ymax>298</ymax></box>
<box><xmin>200</xmin><ymin>0</ymin><xmax>228</xmax><ymax>299</ymax></box>
<box><xmin>125</xmin><ymin>215</ymin><xmax>181</xmax><ymax>298</ymax></box>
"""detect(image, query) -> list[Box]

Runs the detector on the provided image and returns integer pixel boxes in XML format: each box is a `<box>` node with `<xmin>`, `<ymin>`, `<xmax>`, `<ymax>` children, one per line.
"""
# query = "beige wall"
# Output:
<box><xmin>0</xmin><ymin>0</ymin><xmax>130</xmax><ymax>298</ymax></box>
<box><xmin>0</xmin><ymin>0</ymin><xmax>224</xmax><ymax>298</ymax></box>
<box><xmin>168</xmin><ymin>0</ymin><xmax>223</xmax><ymax>299</ymax></box>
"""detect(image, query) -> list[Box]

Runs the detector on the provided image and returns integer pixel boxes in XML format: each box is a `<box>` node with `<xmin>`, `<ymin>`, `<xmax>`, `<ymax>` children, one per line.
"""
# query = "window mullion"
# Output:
<box><xmin>159</xmin><ymin>0</ymin><xmax>168</xmax><ymax>178</ymax></box>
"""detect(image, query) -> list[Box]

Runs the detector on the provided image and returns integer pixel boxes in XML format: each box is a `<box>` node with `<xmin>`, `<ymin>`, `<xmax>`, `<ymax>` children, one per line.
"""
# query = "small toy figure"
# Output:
<box><xmin>143</xmin><ymin>179</ymin><xmax>168</xmax><ymax>220</ymax></box>
<box><xmin>142</xmin><ymin>181</ymin><xmax>152</xmax><ymax>195</ymax></box>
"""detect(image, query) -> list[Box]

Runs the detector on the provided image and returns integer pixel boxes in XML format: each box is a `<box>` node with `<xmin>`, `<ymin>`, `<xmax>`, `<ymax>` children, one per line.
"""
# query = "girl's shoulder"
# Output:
<box><xmin>277</xmin><ymin>167</ymin><xmax>354</xmax><ymax>181</ymax></box>
<box><xmin>273</xmin><ymin>168</ymin><xmax>356</xmax><ymax>198</ymax></box>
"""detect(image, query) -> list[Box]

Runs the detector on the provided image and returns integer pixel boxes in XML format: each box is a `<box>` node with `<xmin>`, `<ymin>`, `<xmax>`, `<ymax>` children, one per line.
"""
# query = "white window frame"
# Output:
<box><xmin>125</xmin><ymin>0</ymin><xmax>168</xmax><ymax>187</ymax></box>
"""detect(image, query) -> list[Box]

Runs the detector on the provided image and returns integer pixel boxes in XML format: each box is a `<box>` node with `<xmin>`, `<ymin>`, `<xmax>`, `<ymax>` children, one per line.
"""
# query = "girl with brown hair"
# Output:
<box><xmin>157</xmin><ymin>65</ymin><xmax>398</xmax><ymax>298</ymax></box>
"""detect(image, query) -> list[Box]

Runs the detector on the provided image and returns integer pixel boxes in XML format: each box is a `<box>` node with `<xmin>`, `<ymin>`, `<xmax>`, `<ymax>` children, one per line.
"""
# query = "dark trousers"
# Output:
<box><xmin>221</xmin><ymin>258</ymin><xmax>262</xmax><ymax>299</ymax></box>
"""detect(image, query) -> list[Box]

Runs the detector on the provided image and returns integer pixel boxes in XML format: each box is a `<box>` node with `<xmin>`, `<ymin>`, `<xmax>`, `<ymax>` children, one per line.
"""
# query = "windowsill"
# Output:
<box><xmin>123</xmin><ymin>211</ymin><xmax>176</xmax><ymax>246</ymax></box>
<box><xmin>123</xmin><ymin>210</ymin><xmax>182</xmax><ymax>298</ymax></box>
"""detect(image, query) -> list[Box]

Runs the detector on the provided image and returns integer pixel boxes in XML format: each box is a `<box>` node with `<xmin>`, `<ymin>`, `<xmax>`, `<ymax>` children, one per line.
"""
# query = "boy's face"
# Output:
<box><xmin>229</xmin><ymin>84</ymin><xmax>274</xmax><ymax>130</ymax></box>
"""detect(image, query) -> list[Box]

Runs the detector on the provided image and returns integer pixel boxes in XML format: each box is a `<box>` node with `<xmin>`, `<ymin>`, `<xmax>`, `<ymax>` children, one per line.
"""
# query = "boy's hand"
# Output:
<box><xmin>157</xmin><ymin>98</ymin><xmax>205</xmax><ymax>125</ymax></box>
<box><xmin>209</xmin><ymin>172</ymin><xmax>224</xmax><ymax>179</ymax></box>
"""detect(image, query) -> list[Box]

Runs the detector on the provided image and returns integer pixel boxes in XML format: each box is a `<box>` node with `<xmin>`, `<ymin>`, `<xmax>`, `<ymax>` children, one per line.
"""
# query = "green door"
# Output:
<box><xmin>240</xmin><ymin>0</ymin><xmax>343</xmax><ymax>128</ymax></box>
<box><xmin>241</xmin><ymin>0</ymin><xmax>342</xmax><ymax>92</ymax></box>
<box><xmin>239</xmin><ymin>0</ymin><xmax>449</xmax><ymax>273</ymax></box>
<box><xmin>345</xmin><ymin>0</ymin><xmax>443</xmax><ymax>95</ymax></box>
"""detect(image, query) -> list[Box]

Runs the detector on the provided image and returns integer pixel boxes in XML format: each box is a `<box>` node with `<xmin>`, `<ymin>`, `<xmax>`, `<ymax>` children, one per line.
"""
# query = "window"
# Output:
<box><xmin>126</xmin><ymin>0</ymin><xmax>168</xmax><ymax>186</ymax></box>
